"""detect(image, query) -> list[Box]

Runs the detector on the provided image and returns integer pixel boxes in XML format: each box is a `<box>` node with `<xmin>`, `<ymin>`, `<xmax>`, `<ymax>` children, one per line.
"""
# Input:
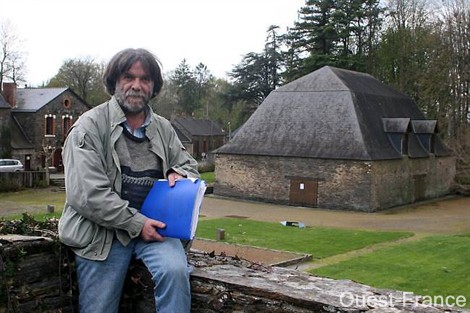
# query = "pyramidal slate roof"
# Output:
<box><xmin>215</xmin><ymin>66</ymin><xmax>449</xmax><ymax>160</ymax></box>
<box><xmin>12</xmin><ymin>88</ymin><xmax>68</xmax><ymax>112</ymax></box>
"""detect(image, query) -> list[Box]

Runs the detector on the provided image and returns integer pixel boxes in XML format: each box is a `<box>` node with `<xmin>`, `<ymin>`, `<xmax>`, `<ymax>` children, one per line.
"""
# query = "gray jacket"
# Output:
<box><xmin>58</xmin><ymin>97</ymin><xmax>199</xmax><ymax>260</ymax></box>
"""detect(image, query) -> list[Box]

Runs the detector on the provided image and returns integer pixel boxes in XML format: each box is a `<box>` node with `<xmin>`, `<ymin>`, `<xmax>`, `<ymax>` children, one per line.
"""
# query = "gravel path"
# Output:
<box><xmin>200</xmin><ymin>195</ymin><xmax>470</xmax><ymax>235</ymax></box>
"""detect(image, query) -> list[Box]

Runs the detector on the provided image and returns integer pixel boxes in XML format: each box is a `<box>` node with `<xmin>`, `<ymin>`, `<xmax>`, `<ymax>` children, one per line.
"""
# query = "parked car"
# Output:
<box><xmin>0</xmin><ymin>159</ymin><xmax>24</xmax><ymax>172</ymax></box>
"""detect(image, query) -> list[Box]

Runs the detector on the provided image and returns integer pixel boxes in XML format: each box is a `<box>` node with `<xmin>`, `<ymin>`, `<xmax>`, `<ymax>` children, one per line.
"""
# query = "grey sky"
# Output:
<box><xmin>1</xmin><ymin>0</ymin><xmax>304</xmax><ymax>86</ymax></box>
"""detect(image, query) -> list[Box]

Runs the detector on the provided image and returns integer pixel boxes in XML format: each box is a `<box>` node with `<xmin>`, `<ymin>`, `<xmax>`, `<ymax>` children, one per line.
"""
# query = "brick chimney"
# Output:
<box><xmin>2</xmin><ymin>82</ymin><xmax>17</xmax><ymax>108</ymax></box>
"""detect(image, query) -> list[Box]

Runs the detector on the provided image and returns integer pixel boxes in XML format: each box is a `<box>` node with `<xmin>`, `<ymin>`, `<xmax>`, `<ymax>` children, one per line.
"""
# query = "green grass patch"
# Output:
<box><xmin>0</xmin><ymin>188</ymin><xmax>65</xmax><ymax>219</ymax></box>
<box><xmin>196</xmin><ymin>218</ymin><xmax>412</xmax><ymax>259</ymax></box>
<box><xmin>0</xmin><ymin>187</ymin><xmax>65</xmax><ymax>205</ymax></box>
<box><xmin>311</xmin><ymin>235</ymin><xmax>470</xmax><ymax>307</ymax></box>
<box><xmin>4</xmin><ymin>211</ymin><xmax>62</xmax><ymax>221</ymax></box>
<box><xmin>200</xmin><ymin>172</ymin><xmax>215</xmax><ymax>184</ymax></box>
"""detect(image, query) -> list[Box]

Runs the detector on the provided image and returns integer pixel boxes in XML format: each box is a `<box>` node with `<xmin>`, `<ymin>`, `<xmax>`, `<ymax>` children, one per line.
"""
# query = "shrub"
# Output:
<box><xmin>198</xmin><ymin>162</ymin><xmax>215</xmax><ymax>173</ymax></box>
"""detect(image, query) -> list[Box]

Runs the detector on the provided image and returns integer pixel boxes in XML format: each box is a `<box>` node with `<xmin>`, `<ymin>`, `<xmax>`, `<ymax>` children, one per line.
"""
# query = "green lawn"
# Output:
<box><xmin>0</xmin><ymin>187</ymin><xmax>64</xmax><ymax>204</ymax></box>
<box><xmin>312</xmin><ymin>234</ymin><xmax>470</xmax><ymax>307</ymax></box>
<box><xmin>196</xmin><ymin>218</ymin><xmax>412</xmax><ymax>259</ymax></box>
<box><xmin>0</xmin><ymin>187</ymin><xmax>65</xmax><ymax>219</ymax></box>
<box><xmin>200</xmin><ymin>171</ymin><xmax>215</xmax><ymax>184</ymax></box>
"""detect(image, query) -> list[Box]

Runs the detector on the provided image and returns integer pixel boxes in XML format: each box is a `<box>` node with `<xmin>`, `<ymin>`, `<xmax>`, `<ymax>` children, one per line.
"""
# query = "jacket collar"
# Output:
<box><xmin>108</xmin><ymin>96</ymin><xmax>127</xmax><ymax>130</ymax></box>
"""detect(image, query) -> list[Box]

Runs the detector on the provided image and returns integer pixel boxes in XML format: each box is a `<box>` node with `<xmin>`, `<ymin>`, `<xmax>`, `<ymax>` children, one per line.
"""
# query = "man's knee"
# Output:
<box><xmin>153</xmin><ymin>257</ymin><xmax>189</xmax><ymax>283</ymax></box>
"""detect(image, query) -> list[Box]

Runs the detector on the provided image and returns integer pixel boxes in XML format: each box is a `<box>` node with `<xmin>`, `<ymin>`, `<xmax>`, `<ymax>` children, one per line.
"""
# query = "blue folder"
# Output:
<box><xmin>141</xmin><ymin>178</ymin><xmax>206</xmax><ymax>240</ymax></box>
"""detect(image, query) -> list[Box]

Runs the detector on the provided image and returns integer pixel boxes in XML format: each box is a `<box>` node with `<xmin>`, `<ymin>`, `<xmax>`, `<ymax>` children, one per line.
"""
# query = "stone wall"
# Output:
<box><xmin>0</xmin><ymin>109</ymin><xmax>11</xmax><ymax>158</ymax></box>
<box><xmin>370</xmin><ymin>156</ymin><xmax>456</xmax><ymax>209</ymax></box>
<box><xmin>214</xmin><ymin>154</ymin><xmax>455</xmax><ymax>212</ymax></box>
<box><xmin>1</xmin><ymin>235</ymin><xmax>467</xmax><ymax>313</ymax></box>
<box><xmin>0</xmin><ymin>108</ymin><xmax>10</xmax><ymax>126</ymax></box>
<box><xmin>0</xmin><ymin>171</ymin><xmax>48</xmax><ymax>190</ymax></box>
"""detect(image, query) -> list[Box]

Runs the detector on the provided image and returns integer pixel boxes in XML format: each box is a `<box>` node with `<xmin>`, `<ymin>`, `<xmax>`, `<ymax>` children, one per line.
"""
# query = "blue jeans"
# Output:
<box><xmin>75</xmin><ymin>237</ymin><xmax>191</xmax><ymax>313</ymax></box>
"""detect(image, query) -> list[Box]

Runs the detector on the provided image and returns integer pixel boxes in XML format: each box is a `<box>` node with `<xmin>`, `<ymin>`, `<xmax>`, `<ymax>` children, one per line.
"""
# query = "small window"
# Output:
<box><xmin>63</xmin><ymin>97</ymin><xmax>72</xmax><ymax>108</ymax></box>
<box><xmin>44</xmin><ymin>114</ymin><xmax>56</xmax><ymax>136</ymax></box>
<box><xmin>383</xmin><ymin>118</ymin><xmax>411</xmax><ymax>155</ymax></box>
<box><xmin>411</xmin><ymin>120</ymin><xmax>437</xmax><ymax>153</ymax></box>
<box><xmin>387</xmin><ymin>133</ymin><xmax>408</xmax><ymax>155</ymax></box>
<box><xmin>62</xmin><ymin>115</ymin><xmax>73</xmax><ymax>139</ymax></box>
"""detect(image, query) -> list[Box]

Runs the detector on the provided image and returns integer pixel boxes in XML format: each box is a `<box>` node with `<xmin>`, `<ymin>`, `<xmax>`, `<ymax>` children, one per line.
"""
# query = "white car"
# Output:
<box><xmin>0</xmin><ymin>159</ymin><xmax>24</xmax><ymax>172</ymax></box>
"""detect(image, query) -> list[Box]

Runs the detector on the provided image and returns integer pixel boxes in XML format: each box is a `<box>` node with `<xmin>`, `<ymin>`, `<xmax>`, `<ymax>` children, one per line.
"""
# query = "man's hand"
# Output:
<box><xmin>167</xmin><ymin>171</ymin><xmax>184</xmax><ymax>187</ymax></box>
<box><xmin>140</xmin><ymin>218</ymin><xmax>166</xmax><ymax>242</ymax></box>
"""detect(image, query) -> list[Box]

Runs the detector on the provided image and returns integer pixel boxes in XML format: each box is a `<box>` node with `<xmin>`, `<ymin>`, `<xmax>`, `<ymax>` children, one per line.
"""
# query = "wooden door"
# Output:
<box><xmin>289</xmin><ymin>178</ymin><xmax>318</xmax><ymax>207</ymax></box>
<box><xmin>413</xmin><ymin>174</ymin><xmax>426</xmax><ymax>202</ymax></box>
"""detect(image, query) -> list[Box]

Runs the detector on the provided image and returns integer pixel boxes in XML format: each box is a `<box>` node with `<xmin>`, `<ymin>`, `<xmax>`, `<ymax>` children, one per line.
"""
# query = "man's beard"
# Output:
<box><xmin>115</xmin><ymin>87</ymin><xmax>151</xmax><ymax>114</ymax></box>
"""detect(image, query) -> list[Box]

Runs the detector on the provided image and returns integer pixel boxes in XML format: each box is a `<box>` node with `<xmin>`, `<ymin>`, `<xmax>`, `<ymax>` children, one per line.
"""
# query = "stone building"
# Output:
<box><xmin>171</xmin><ymin>117</ymin><xmax>225</xmax><ymax>160</ymax></box>
<box><xmin>0</xmin><ymin>83</ymin><xmax>90</xmax><ymax>171</ymax></box>
<box><xmin>213</xmin><ymin>66</ymin><xmax>455</xmax><ymax>212</ymax></box>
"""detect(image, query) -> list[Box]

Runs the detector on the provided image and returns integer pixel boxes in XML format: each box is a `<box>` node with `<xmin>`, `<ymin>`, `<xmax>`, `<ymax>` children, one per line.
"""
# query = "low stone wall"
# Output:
<box><xmin>0</xmin><ymin>171</ymin><xmax>48</xmax><ymax>190</ymax></box>
<box><xmin>0</xmin><ymin>235</ymin><xmax>73</xmax><ymax>312</ymax></box>
<box><xmin>1</xmin><ymin>235</ymin><xmax>468</xmax><ymax>313</ymax></box>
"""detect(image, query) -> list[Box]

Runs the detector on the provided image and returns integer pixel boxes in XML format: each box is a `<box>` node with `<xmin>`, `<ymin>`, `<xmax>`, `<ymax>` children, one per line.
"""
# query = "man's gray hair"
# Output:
<box><xmin>103</xmin><ymin>48</ymin><xmax>164</xmax><ymax>98</ymax></box>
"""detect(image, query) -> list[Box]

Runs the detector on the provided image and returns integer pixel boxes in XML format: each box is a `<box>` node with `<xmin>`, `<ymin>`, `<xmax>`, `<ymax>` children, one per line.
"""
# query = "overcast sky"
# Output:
<box><xmin>1</xmin><ymin>0</ymin><xmax>305</xmax><ymax>86</ymax></box>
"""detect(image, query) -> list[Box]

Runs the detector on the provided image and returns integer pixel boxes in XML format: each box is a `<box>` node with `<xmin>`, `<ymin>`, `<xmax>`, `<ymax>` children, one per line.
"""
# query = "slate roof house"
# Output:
<box><xmin>213</xmin><ymin>66</ymin><xmax>455</xmax><ymax>212</ymax></box>
<box><xmin>171</xmin><ymin>117</ymin><xmax>225</xmax><ymax>160</ymax></box>
<box><xmin>0</xmin><ymin>83</ymin><xmax>90</xmax><ymax>171</ymax></box>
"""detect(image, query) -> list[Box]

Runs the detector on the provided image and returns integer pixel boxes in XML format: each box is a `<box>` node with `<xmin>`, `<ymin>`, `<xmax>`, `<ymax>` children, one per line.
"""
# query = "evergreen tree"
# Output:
<box><xmin>170</xmin><ymin>59</ymin><xmax>199</xmax><ymax>115</ymax></box>
<box><xmin>193</xmin><ymin>63</ymin><xmax>215</xmax><ymax>118</ymax></box>
<box><xmin>284</xmin><ymin>0</ymin><xmax>383</xmax><ymax>79</ymax></box>
<box><xmin>228</xmin><ymin>25</ymin><xmax>285</xmax><ymax>117</ymax></box>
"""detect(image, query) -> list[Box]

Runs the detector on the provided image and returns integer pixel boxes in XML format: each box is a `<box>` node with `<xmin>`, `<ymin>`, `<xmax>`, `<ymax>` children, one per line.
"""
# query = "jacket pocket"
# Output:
<box><xmin>58</xmin><ymin>206</ymin><xmax>97</xmax><ymax>248</ymax></box>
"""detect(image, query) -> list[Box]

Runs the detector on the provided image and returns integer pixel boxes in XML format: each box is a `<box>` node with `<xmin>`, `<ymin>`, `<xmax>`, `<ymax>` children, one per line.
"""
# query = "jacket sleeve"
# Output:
<box><xmin>165</xmin><ymin>124</ymin><xmax>200</xmax><ymax>179</ymax></box>
<box><xmin>63</xmin><ymin>119</ymin><xmax>145</xmax><ymax>238</ymax></box>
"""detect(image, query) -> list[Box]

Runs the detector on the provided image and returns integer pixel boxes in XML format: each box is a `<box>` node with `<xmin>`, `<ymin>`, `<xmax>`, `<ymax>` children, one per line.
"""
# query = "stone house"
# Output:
<box><xmin>171</xmin><ymin>117</ymin><xmax>225</xmax><ymax>160</ymax></box>
<box><xmin>213</xmin><ymin>66</ymin><xmax>455</xmax><ymax>212</ymax></box>
<box><xmin>0</xmin><ymin>83</ymin><xmax>91</xmax><ymax>171</ymax></box>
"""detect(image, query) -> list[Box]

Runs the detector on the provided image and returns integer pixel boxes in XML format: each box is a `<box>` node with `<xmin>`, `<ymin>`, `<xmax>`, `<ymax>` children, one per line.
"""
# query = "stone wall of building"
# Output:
<box><xmin>0</xmin><ymin>109</ymin><xmax>11</xmax><ymax>157</ymax></box>
<box><xmin>214</xmin><ymin>154</ymin><xmax>455</xmax><ymax>212</ymax></box>
<box><xmin>13</xmin><ymin>90</ymin><xmax>88</xmax><ymax>148</ymax></box>
<box><xmin>0</xmin><ymin>108</ymin><xmax>10</xmax><ymax>126</ymax></box>
<box><xmin>370</xmin><ymin>156</ymin><xmax>456</xmax><ymax>210</ymax></box>
<box><xmin>12</xmin><ymin>90</ymin><xmax>89</xmax><ymax>170</ymax></box>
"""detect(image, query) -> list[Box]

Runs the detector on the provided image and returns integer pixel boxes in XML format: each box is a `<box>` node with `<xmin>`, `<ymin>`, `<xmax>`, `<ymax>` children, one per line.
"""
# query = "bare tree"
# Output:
<box><xmin>47</xmin><ymin>57</ymin><xmax>108</xmax><ymax>106</ymax></box>
<box><xmin>0</xmin><ymin>19</ymin><xmax>27</xmax><ymax>90</ymax></box>
<box><xmin>438</xmin><ymin>0</ymin><xmax>470</xmax><ymax>140</ymax></box>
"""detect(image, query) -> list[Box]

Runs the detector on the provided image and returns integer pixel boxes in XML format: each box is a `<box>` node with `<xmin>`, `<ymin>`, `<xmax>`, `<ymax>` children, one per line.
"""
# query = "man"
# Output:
<box><xmin>58</xmin><ymin>48</ymin><xmax>199</xmax><ymax>313</ymax></box>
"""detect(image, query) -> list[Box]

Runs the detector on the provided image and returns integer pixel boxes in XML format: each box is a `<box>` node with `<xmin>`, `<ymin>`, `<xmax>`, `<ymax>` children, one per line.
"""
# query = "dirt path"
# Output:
<box><xmin>200</xmin><ymin>195</ymin><xmax>470</xmax><ymax>235</ymax></box>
